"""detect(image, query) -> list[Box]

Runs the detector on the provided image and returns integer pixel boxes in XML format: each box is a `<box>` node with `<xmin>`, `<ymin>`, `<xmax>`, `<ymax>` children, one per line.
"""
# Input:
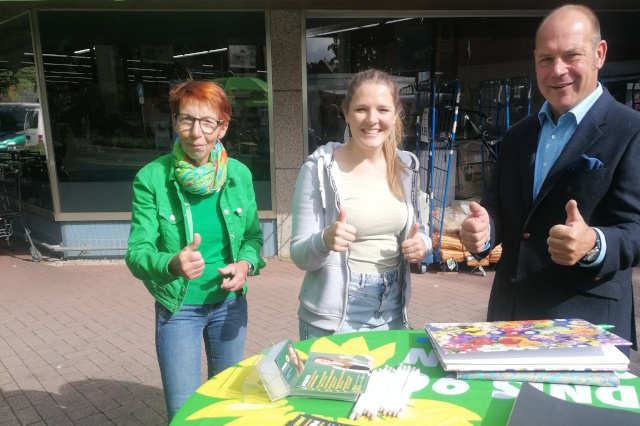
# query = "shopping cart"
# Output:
<box><xmin>414</xmin><ymin>79</ymin><xmax>461</xmax><ymax>273</ymax></box>
<box><xmin>478</xmin><ymin>79</ymin><xmax>508</xmax><ymax>163</ymax></box>
<box><xmin>506</xmin><ymin>76</ymin><xmax>532</xmax><ymax>124</ymax></box>
<box><xmin>476</xmin><ymin>77</ymin><xmax>532</xmax><ymax>193</ymax></box>
<box><xmin>0</xmin><ymin>161</ymin><xmax>42</xmax><ymax>262</ymax></box>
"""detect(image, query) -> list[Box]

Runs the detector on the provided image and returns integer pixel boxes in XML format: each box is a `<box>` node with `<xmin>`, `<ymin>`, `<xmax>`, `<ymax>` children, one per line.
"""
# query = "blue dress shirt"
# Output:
<box><xmin>533</xmin><ymin>83</ymin><xmax>606</xmax><ymax>266</ymax></box>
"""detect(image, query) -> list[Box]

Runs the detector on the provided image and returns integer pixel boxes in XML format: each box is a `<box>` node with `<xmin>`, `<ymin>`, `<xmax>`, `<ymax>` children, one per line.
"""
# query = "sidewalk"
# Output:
<box><xmin>1</xmin><ymin>240</ymin><xmax>639</xmax><ymax>425</ymax></box>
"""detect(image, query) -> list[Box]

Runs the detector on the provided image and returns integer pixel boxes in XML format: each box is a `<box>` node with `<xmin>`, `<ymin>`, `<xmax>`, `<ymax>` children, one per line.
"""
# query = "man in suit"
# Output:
<box><xmin>460</xmin><ymin>4</ymin><xmax>640</xmax><ymax>355</ymax></box>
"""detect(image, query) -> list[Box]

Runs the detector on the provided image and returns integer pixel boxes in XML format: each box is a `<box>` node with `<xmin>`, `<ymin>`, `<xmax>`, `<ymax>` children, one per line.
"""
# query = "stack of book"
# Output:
<box><xmin>253</xmin><ymin>339</ymin><xmax>373</xmax><ymax>402</ymax></box>
<box><xmin>424</xmin><ymin>319</ymin><xmax>631</xmax><ymax>385</ymax></box>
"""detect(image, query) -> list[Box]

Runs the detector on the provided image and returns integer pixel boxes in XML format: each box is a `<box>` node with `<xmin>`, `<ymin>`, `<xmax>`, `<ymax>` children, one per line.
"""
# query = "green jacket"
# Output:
<box><xmin>125</xmin><ymin>154</ymin><xmax>266</xmax><ymax>313</ymax></box>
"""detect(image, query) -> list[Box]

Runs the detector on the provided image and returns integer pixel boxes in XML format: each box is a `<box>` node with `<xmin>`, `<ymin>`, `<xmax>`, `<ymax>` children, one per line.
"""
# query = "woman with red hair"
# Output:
<box><xmin>126</xmin><ymin>80</ymin><xmax>265</xmax><ymax>422</ymax></box>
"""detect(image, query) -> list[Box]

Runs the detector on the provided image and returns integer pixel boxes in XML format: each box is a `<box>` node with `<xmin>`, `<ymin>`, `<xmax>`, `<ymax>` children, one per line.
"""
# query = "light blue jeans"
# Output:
<box><xmin>155</xmin><ymin>294</ymin><xmax>247</xmax><ymax>423</ymax></box>
<box><xmin>299</xmin><ymin>266</ymin><xmax>406</xmax><ymax>340</ymax></box>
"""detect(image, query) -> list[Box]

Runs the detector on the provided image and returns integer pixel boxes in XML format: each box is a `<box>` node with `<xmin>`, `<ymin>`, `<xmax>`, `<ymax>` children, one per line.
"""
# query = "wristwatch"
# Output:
<box><xmin>241</xmin><ymin>260</ymin><xmax>254</xmax><ymax>276</ymax></box>
<box><xmin>582</xmin><ymin>231</ymin><xmax>601</xmax><ymax>263</ymax></box>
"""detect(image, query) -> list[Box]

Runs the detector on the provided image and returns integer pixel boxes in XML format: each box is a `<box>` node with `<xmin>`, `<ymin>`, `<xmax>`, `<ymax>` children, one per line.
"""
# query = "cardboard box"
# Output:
<box><xmin>456</xmin><ymin>143</ymin><xmax>489</xmax><ymax>167</ymax></box>
<box><xmin>455</xmin><ymin>162</ymin><xmax>491</xmax><ymax>199</ymax></box>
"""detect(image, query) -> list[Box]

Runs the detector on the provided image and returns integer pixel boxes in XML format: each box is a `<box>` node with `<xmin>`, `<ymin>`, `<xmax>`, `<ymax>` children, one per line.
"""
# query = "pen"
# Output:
<box><xmin>595</xmin><ymin>324</ymin><xmax>615</xmax><ymax>330</ymax></box>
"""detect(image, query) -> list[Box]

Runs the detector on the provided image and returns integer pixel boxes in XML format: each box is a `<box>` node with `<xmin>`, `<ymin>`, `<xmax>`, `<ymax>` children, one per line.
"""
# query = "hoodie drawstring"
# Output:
<box><xmin>318</xmin><ymin>156</ymin><xmax>326</xmax><ymax>209</ymax></box>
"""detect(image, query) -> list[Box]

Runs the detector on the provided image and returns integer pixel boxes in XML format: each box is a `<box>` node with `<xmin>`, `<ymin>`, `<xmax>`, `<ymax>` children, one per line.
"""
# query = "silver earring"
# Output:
<box><xmin>343</xmin><ymin>124</ymin><xmax>350</xmax><ymax>143</ymax></box>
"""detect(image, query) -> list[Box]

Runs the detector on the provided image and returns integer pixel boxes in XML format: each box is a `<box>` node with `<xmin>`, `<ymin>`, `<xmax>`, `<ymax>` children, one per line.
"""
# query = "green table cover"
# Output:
<box><xmin>171</xmin><ymin>330</ymin><xmax>640</xmax><ymax>425</ymax></box>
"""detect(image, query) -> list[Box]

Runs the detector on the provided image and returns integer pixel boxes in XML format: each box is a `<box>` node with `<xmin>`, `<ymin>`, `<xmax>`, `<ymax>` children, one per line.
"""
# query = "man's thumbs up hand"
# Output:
<box><xmin>564</xmin><ymin>199</ymin><xmax>584</xmax><ymax>226</ymax></box>
<box><xmin>169</xmin><ymin>233</ymin><xmax>205</xmax><ymax>279</ymax></box>
<box><xmin>548</xmin><ymin>200</ymin><xmax>597</xmax><ymax>266</ymax></box>
<box><xmin>460</xmin><ymin>201</ymin><xmax>491</xmax><ymax>253</ymax></box>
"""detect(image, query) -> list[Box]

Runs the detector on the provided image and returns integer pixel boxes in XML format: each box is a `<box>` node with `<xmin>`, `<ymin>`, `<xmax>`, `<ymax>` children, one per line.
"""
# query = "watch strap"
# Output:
<box><xmin>240</xmin><ymin>259</ymin><xmax>254</xmax><ymax>276</ymax></box>
<box><xmin>582</xmin><ymin>230</ymin><xmax>601</xmax><ymax>263</ymax></box>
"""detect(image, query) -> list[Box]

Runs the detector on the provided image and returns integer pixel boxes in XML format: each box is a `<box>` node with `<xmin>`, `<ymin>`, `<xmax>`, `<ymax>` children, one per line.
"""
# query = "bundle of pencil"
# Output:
<box><xmin>349</xmin><ymin>365</ymin><xmax>420</xmax><ymax>420</ymax></box>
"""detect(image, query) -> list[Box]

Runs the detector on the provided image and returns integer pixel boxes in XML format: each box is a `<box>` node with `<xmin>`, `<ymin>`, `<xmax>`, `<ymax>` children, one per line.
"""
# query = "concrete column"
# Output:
<box><xmin>270</xmin><ymin>9</ymin><xmax>303</xmax><ymax>259</ymax></box>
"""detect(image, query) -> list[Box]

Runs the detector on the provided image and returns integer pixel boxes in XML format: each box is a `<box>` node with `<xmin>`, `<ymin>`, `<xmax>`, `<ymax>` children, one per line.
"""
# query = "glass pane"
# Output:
<box><xmin>307</xmin><ymin>14</ymin><xmax>640</xmax><ymax>152</ymax></box>
<box><xmin>25</xmin><ymin>110</ymin><xmax>38</xmax><ymax>129</ymax></box>
<box><xmin>38</xmin><ymin>11</ymin><xmax>270</xmax><ymax>212</ymax></box>
<box><xmin>0</xmin><ymin>13</ymin><xmax>53</xmax><ymax>210</ymax></box>
<box><xmin>306</xmin><ymin>16</ymin><xmax>542</xmax><ymax>153</ymax></box>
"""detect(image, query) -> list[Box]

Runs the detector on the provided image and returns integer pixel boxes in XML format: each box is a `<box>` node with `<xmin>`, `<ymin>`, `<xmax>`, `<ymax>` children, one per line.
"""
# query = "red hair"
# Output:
<box><xmin>169</xmin><ymin>80</ymin><xmax>231</xmax><ymax>122</ymax></box>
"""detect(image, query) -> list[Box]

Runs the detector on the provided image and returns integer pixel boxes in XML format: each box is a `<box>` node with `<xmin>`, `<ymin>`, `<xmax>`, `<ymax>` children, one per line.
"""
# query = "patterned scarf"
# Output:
<box><xmin>173</xmin><ymin>140</ymin><xmax>228</xmax><ymax>195</ymax></box>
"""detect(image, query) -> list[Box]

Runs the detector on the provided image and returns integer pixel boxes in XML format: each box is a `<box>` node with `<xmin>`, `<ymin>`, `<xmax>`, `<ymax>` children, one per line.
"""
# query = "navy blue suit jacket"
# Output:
<box><xmin>480</xmin><ymin>88</ymin><xmax>640</xmax><ymax>348</ymax></box>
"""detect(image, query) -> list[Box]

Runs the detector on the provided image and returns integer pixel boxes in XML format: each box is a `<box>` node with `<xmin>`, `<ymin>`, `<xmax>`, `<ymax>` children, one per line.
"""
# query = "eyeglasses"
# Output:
<box><xmin>174</xmin><ymin>114</ymin><xmax>224</xmax><ymax>134</ymax></box>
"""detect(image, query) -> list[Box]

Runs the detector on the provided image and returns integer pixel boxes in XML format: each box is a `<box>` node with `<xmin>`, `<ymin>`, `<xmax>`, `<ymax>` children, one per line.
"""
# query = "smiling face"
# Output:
<box><xmin>175</xmin><ymin>99</ymin><xmax>228</xmax><ymax>166</ymax></box>
<box><xmin>343</xmin><ymin>82</ymin><xmax>397</xmax><ymax>153</ymax></box>
<box><xmin>313</xmin><ymin>357</ymin><xmax>344</xmax><ymax>367</ymax></box>
<box><xmin>534</xmin><ymin>7</ymin><xmax>606</xmax><ymax>121</ymax></box>
<box><xmin>288</xmin><ymin>345</ymin><xmax>299</xmax><ymax>362</ymax></box>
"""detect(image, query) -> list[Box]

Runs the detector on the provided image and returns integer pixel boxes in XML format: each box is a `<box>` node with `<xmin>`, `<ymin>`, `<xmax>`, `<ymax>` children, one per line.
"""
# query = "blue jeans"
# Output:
<box><xmin>299</xmin><ymin>266</ymin><xmax>406</xmax><ymax>340</ymax></box>
<box><xmin>155</xmin><ymin>294</ymin><xmax>247</xmax><ymax>423</ymax></box>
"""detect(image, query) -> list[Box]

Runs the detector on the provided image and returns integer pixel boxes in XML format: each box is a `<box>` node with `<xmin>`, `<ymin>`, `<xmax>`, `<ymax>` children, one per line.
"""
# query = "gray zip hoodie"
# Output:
<box><xmin>290</xmin><ymin>141</ymin><xmax>432</xmax><ymax>332</ymax></box>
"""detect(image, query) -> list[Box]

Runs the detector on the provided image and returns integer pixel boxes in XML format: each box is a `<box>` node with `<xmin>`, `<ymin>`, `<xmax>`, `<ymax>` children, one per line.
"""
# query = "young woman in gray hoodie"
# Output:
<box><xmin>291</xmin><ymin>69</ymin><xmax>433</xmax><ymax>340</ymax></box>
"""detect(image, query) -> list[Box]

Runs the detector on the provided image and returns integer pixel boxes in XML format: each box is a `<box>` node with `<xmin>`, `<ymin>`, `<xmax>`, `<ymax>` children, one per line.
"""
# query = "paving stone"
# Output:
<box><xmin>15</xmin><ymin>406</ymin><xmax>43</xmax><ymax>424</ymax></box>
<box><xmin>1</xmin><ymin>241</ymin><xmax>639</xmax><ymax>426</ymax></box>
<box><xmin>40</xmin><ymin>415</ymin><xmax>75</xmax><ymax>426</ymax></box>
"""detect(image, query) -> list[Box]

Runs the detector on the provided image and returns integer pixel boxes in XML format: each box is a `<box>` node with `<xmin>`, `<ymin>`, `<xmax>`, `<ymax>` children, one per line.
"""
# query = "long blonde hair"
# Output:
<box><xmin>342</xmin><ymin>69</ymin><xmax>405</xmax><ymax>200</ymax></box>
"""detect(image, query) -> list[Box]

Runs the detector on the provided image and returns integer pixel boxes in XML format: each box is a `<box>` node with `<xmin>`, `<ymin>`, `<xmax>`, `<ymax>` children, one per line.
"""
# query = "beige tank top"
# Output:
<box><xmin>339</xmin><ymin>169</ymin><xmax>407</xmax><ymax>273</ymax></box>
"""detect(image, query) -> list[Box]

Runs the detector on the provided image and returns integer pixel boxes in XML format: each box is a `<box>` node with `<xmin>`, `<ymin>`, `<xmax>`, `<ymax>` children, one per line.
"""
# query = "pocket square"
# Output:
<box><xmin>569</xmin><ymin>154</ymin><xmax>604</xmax><ymax>171</ymax></box>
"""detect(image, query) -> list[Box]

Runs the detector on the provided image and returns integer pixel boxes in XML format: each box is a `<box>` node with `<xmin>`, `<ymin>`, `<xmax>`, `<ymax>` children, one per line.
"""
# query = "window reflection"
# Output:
<box><xmin>306</xmin><ymin>16</ymin><xmax>543</xmax><ymax>154</ymax></box>
<box><xmin>306</xmin><ymin>14</ymin><xmax>640</xmax><ymax>152</ymax></box>
<box><xmin>38</xmin><ymin>11</ymin><xmax>270</xmax><ymax>213</ymax></box>
<box><xmin>0</xmin><ymin>13</ymin><xmax>53</xmax><ymax>211</ymax></box>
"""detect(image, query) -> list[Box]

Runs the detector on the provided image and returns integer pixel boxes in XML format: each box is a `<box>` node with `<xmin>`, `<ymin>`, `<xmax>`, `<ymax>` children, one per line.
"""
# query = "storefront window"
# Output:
<box><xmin>0</xmin><ymin>13</ymin><xmax>53</xmax><ymax>211</ymax></box>
<box><xmin>38</xmin><ymin>11</ymin><xmax>270</xmax><ymax>213</ymax></box>
<box><xmin>306</xmin><ymin>14</ymin><xmax>640</xmax><ymax>153</ymax></box>
<box><xmin>306</xmin><ymin>16</ymin><xmax>542</xmax><ymax>153</ymax></box>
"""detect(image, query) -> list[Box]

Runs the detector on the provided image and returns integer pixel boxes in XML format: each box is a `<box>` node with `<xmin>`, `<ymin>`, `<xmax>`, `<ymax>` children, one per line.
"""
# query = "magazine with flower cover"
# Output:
<box><xmin>424</xmin><ymin>319</ymin><xmax>631</xmax><ymax>372</ymax></box>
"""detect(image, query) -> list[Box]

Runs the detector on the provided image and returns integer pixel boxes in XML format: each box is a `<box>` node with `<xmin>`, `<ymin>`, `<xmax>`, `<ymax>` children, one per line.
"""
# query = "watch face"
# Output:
<box><xmin>583</xmin><ymin>247</ymin><xmax>600</xmax><ymax>262</ymax></box>
<box><xmin>583</xmin><ymin>232</ymin><xmax>601</xmax><ymax>263</ymax></box>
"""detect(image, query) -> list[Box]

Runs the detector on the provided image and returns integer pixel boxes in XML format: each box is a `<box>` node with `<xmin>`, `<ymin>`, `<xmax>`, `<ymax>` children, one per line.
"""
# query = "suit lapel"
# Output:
<box><xmin>520</xmin><ymin>121</ymin><xmax>539</xmax><ymax>213</ymax></box>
